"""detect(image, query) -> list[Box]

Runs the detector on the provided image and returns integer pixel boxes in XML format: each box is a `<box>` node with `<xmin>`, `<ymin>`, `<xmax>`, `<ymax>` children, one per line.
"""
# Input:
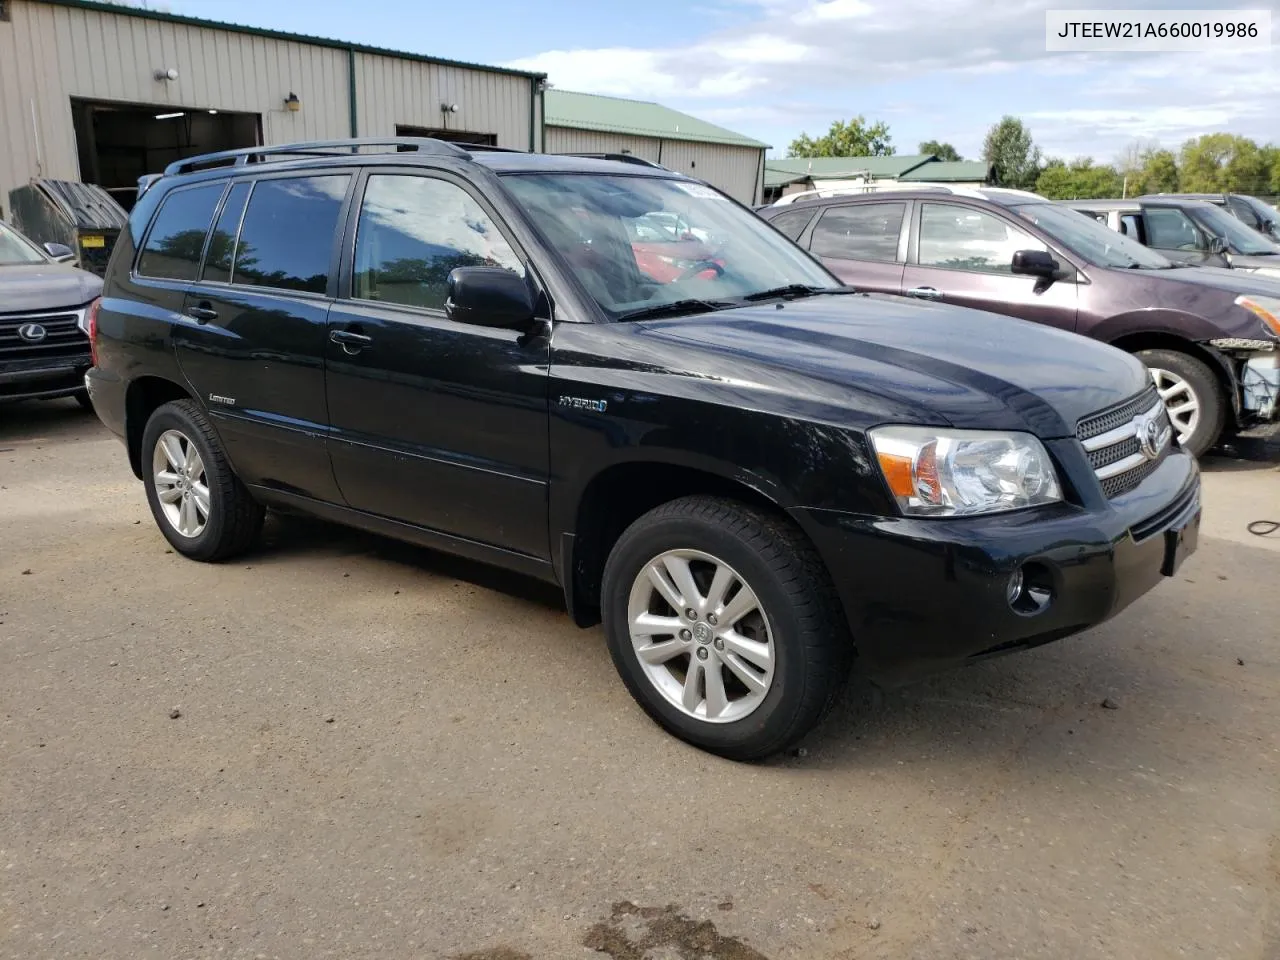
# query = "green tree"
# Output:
<box><xmin>1034</xmin><ymin>158</ymin><xmax>1124</xmax><ymax>199</ymax></box>
<box><xmin>1264</xmin><ymin>146</ymin><xmax>1280</xmax><ymax>195</ymax></box>
<box><xmin>1178</xmin><ymin>134</ymin><xmax>1267</xmax><ymax>192</ymax></box>
<box><xmin>919</xmin><ymin>140</ymin><xmax>961</xmax><ymax>161</ymax></box>
<box><xmin>1130</xmin><ymin>148</ymin><xmax>1179</xmax><ymax>195</ymax></box>
<box><xmin>788</xmin><ymin>116</ymin><xmax>894</xmax><ymax>157</ymax></box>
<box><xmin>982</xmin><ymin>116</ymin><xmax>1042</xmax><ymax>190</ymax></box>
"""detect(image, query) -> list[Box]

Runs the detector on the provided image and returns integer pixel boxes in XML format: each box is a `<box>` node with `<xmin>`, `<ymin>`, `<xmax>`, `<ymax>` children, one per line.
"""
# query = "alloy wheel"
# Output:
<box><xmin>152</xmin><ymin>429</ymin><xmax>210</xmax><ymax>538</ymax></box>
<box><xmin>1149</xmin><ymin>367</ymin><xmax>1200</xmax><ymax>447</ymax></box>
<box><xmin>626</xmin><ymin>549</ymin><xmax>775</xmax><ymax>724</ymax></box>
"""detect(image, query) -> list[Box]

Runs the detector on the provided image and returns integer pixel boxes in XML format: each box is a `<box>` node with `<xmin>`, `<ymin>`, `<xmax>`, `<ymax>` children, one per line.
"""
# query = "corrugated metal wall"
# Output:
<box><xmin>0</xmin><ymin>0</ymin><xmax>537</xmax><ymax>215</ymax></box>
<box><xmin>544</xmin><ymin>126</ymin><xmax>763</xmax><ymax>205</ymax></box>
<box><xmin>353</xmin><ymin>50</ymin><xmax>534</xmax><ymax>146</ymax></box>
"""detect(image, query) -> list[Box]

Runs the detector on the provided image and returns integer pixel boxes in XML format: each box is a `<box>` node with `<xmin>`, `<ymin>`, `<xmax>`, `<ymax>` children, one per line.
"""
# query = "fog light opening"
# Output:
<box><xmin>1009</xmin><ymin>562</ymin><xmax>1054</xmax><ymax>616</ymax></box>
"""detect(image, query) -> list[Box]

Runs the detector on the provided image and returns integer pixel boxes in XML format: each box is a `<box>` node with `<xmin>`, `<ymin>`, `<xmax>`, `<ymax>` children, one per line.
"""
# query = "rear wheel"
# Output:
<box><xmin>141</xmin><ymin>400</ymin><xmax>264</xmax><ymax>561</ymax></box>
<box><xmin>601</xmin><ymin>496</ymin><xmax>852</xmax><ymax>761</ymax></box>
<box><xmin>1136</xmin><ymin>349</ymin><xmax>1225</xmax><ymax>457</ymax></box>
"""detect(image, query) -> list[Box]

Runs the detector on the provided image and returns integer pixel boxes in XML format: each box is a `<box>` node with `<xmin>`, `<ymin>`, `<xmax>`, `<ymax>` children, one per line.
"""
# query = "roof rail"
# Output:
<box><xmin>162</xmin><ymin>137</ymin><xmax>475</xmax><ymax>176</ymax></box>
<box><xmin>557</xmin><ymin>152</ymin><xmax>668</xmax><ymax>169</ymax></box>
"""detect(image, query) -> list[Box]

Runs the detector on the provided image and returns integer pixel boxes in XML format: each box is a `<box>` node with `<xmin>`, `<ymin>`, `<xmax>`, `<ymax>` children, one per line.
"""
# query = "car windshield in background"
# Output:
<box><xmin>0</xmin><ymin>222</ymin><xmax>48</xmax><ymax>266</ymax></box>
<box><xmin>1012</xmin><ymin>202</ymin><xmax>1174</xmax><ymax>270</ymax></box>
<box><xmin>501</xmin><ymin>174</ymin><xmax>839</xmax><ymax>318</ymax></box>
<box><xmin>1188</xmin><ymin>203</ymin><xmax>1280</xmax><ymax>256</ymax></box>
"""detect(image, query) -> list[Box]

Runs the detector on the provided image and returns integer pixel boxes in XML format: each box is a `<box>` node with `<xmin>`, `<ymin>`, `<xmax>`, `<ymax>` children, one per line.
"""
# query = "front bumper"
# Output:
<box><xmin>0</xmin><ymin>355</ymin><xmax>91</xmax><ymax>402</ymax></box>
<box><xmin>794</xmin><ymin>449</ymin><xmax>1201</xmax><ymax>687</ymax></box>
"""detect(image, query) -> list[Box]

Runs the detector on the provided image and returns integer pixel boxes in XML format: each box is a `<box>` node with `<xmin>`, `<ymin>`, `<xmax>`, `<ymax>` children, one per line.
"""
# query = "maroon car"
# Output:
<box><xmin>760</xmin><ymin>187</ymin><xmax>1280</xmax><ymax>456</ymax></box>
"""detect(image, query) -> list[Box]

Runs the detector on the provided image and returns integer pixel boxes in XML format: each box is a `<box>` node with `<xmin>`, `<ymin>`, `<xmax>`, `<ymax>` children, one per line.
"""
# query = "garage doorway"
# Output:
<box><xmin>395</xmin><ymin>124</ymin><xmax>497</xmax><ymax>146</ymax></box>
<box><xmin>72</xmin><ymin>98</ymin><xmax>261</xmax><ymax>210</ymax></box>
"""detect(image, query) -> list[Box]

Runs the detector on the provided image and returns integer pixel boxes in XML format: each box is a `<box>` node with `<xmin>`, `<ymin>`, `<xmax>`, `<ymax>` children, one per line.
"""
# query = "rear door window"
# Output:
<box><xmin>137</xmin><ymin>184</ymin><xmax>223</xmax><ymax>281</ymax></box>
<box><xmin>767</xmin><ymin>207</ymin><xmax>818</xmax><ymax>242</ymax></box>
<box><xmin>811</xmin><ymin>203</ymin><xmax>906</xmax><ymax>262</ymax></box>
<box><xmin>232</xmin><ymin>176</ymin><xmax>350</xmax><ymax>293</ymax></box>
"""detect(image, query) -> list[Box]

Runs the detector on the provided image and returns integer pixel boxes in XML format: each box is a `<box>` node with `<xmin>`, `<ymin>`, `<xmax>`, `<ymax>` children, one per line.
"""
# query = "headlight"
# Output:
<box><xmin>1236</xmin><ymin>295</ymin><xmax>1280</xmax><ymax>337</ymax></box>
<box><xmin>870</xmin><ymin>426</ymin><xmax>1062</xmax><ymax>517</ymax></box>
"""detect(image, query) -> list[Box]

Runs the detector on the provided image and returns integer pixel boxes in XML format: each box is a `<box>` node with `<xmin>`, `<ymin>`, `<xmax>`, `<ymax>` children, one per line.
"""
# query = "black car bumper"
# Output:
<box><xmin>0</xmin><ymin>355</ymin><xmax>92</xmax><ymax>402</ymax></box>
<box><xmin>793</xmin><ymin>450</ymin><xmax>1201</xmax><ymax>687</ymax></box>
<box><xmin>84</xmin><ymin>366</ymin><xmax>127</xmax><ymax>440</ymax></box>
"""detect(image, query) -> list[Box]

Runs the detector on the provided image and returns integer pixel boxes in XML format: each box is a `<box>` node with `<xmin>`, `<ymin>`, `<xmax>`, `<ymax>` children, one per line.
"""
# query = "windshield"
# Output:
<box><xmin>1186</xmin><ymin>202</ymin><xmax>1280</xmax><ymax>255</ymax></box>
<box><xmin>500</xmin><ymin>174</ymin><xmax>839</xmax><ymax>318</ymax></box>
<box><xmin>0</xmin><ymin>221</ymin><xmax>48</xmax><ymax>266</ymax></box>
<box><xmin>1011</xmin><ymin>202</ymin><xmax>1174</xmax><ymax>269</ymax></box>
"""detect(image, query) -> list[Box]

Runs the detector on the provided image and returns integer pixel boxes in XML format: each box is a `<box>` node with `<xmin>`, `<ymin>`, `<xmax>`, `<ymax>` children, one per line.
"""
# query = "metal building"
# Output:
<box><xmin>544</xmin><ymin>90</ymin><xmax>769</xmax><ymax>205</ymax></box>
<box><xmin>0</xmin><ymin>0</ymin><xmax>546</xmax><ymax>213</ymax></box>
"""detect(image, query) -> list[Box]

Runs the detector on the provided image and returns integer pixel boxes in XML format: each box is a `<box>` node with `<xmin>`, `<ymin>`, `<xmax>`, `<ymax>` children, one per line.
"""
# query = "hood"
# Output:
<box><xmin>1144</xmin><ymin>263</ymin><xmax>1280</xmax><ymax>296</ymax></box>
<box><xmin>0</xmin><ymin>262</ymin><xmax>103</xmax><ymax>314</ymax></box>
<box><xmin>1226</xmin><ymin>253</ymin><xmax>1280</xmax><ymax>277</ymax></box>
<box><xmin>638</xmin><ymin>294</ymin><xmax>1149</xmax><ymax>438</ymax></box>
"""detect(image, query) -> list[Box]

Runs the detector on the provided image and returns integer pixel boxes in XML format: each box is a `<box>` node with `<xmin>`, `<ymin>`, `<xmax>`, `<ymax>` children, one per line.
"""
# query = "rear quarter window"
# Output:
<box><xmin>136</xmin><ymin>184</ymin><xmax>223</xmax><ymax>281</ymax></box>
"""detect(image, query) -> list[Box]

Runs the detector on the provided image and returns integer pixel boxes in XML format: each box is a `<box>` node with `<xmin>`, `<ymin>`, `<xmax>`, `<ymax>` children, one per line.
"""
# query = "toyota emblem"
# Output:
<box><xmin>1133</xmin><ymin>412</ymin><xmax>1164</xmax><ymax>460</ymax></box>
<box><xmin>17</xmin><ymin>322</ymin><xmax>47</xmax><ymax>343</ymax></box>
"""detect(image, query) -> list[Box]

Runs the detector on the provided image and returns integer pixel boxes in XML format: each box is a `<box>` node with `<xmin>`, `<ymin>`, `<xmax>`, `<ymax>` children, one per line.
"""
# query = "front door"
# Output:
<box><xmin>803</xmin><ymin>200</ymin><xmax>908</xmax><ymax>293</ymax></box>
<box><xmin>175</xmin><ymin>172</ymin><xmax>352</xmax><ymax>502</ymax></box>
<box><xmin>324</xmin><ymin>171</ymin><xmax>551</xmax><ymax>560</ymax></box>
<box><xmin>1140</xmin><ymin>205</ymin><xmax>1226</xmax><ymax>267</ymax></box>
<box><xmin>901</xmin><ymin>201</ymin><xmax>1079</xmax><ymax>333</ymax></box>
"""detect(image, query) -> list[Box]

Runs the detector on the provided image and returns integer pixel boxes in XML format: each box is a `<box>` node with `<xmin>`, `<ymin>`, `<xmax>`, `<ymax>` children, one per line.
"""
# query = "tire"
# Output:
<box><xmin>73</xmin><ymin>389</ymin><xmax>93</xmax><ymax>411</ymax></box>
<box><xmin>601</xmin><ymin>496</ymin><xmax>853</xmax><ymax>761</ymax></box>
<box><xmin>141</xmin><ymin>399</ymin><xmax>264</xmax><ymax>561</ymax></box>
<box><xmin>1135</xmin><ymin>349</ymin><xmax>1225</xmax><ymax>458</ymax></box>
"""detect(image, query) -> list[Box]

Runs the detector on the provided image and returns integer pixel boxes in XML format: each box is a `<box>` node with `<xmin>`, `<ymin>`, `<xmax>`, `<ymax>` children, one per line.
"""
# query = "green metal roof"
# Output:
<box><xmin>764</xmin><ymin>168</ymin><xmax>808</xmax><ymax>189</ymax></box>
<box><xmin>901</xmin><ymin>160</ymin><xmax>992</xmax><ymax>182</ymax></box>
<box><xmin>545</xmin><ymin>90</ymin><xmax>768</xmax><ymax>149</ymax></box>
<box><xmin>764</xmin><ymin>155</ymin><xmax>935</xmax><ymax>179</ymax></box>
<box><xmin>34</xmin><ymin>0</ymin><xmax>546</xmax><ymax>79</ymax></box>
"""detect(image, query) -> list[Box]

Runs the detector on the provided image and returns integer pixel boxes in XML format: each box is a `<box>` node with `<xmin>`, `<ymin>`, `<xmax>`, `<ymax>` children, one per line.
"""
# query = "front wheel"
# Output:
<box><xmin>1135</xmin><ymin>349</ymin><xmax>1225</xmax><ymax>457</ymax></box>
<box><xmin>601</xmin><ymin>496</ymin><xmax>852</xmax><ymax>761</ymax></box>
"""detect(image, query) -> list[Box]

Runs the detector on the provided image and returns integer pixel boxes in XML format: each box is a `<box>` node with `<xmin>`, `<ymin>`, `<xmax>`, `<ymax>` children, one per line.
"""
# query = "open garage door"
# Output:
<box><xmin>71</xmin><ymin>99</ymin><xmax>261</xmax><ymax>210</ymax></box>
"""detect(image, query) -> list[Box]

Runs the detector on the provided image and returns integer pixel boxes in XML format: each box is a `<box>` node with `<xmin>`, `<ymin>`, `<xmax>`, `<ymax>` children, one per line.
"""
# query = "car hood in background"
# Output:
<box><xmin>0</xmin><ymin>263</ymin><xmax>103</xmax><ymax>314</ymax></box>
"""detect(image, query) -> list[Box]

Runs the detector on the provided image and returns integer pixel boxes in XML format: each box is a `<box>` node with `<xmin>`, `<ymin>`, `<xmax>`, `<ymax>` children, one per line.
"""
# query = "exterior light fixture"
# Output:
<box><xmin>285</xmin><ymin>92</ymin><xmax>301</xmax><ymax>112</ymax></box>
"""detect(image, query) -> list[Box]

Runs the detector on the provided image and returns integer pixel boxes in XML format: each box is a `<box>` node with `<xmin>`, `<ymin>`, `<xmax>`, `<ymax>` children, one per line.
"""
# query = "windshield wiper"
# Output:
<box><xmin>740</xmin><ymin>284</ymin><xmax>856</xmax><ymax>301</ymax></box>
<box><xmin>614</xmin><ymin>298</ymin><xmax>735</xmax><ymax>322</ymax></box>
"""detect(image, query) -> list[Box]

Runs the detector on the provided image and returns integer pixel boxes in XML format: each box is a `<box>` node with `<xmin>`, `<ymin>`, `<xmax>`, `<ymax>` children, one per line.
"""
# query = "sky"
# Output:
<box><xmin>163</xmin><ymin>0</ymin><xmax>1280</xmax><ymax>162</ymax></box>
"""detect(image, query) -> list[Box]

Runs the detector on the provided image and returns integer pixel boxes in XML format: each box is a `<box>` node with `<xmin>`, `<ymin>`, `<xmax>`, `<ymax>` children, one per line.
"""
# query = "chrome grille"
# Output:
<box><xmin>0</xmin><ymin>310</ymin><xmax>89</xmax><ymax>362</ymax></box>
<box><xmin>1076</xmin><ymin>386</ymin><xmax>1173</xmax><ymax>499</ymax></box>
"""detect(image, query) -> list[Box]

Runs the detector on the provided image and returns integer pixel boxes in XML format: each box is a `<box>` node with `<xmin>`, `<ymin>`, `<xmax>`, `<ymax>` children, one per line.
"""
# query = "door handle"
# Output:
<box><xmin>330</xmin><ymin>329</ymin><xmax>373</xmax><ymax>354</ymax></box>
<box><xmin>906</xmin><ymin>286</ymin><xmax>942</xmax><ymax>300</ymax></box>
<box><xmin>185</xmin><ymin>304</ymin><xmax>218</xmax><ymax>323</ymax></box>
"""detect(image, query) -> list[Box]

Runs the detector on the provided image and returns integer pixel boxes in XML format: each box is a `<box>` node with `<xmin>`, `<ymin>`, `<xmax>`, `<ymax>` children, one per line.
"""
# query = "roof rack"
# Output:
<box><xmin>558</xmin><ymin>152</ymin><xmax>668</xmax><ymax>169</ymax></box>
<box><xmin>162</xmin><ymin>137</ymin><xmax>484</xmax><ymax>177</ymax></box>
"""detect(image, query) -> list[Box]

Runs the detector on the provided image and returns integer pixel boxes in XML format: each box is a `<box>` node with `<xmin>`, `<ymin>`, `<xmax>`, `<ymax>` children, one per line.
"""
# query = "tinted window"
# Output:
<box><xmin>1143</xmin><ymin>207</ymin><xmax>1205</xmax><ymax>250</ymax></box>
<box><xmin>137</xmin><ymin>184</ymin><xmax>222</xmax><ymax>281</ymax></box>
<box><xmin>1226</xmin><ymin>197</ymin><xmax>1261</xmax><ymax>228</ymax></box>
<box><xmin>767</xmin><ymin>208</ymin><xmax>817</xmax><ymax>241</ymax></box>
<box><xmin>234</xmin><ymin>176</ymin><xmax>349</xmax><ymax>293</ymax></box>
<box><xmin>353</xmin><ymin>175</ymin><xmax>523</xmax><ymax>310</ymax></box>
<box><xmin>811</xmin><ymin>203</ymin><xmax>905</xmax><ymax>262</ymax></box>
<box><xmin>918</xmin><ymin>203</ymin><xmax>1045</xmax><ymax>274</ymax></box>
<box><xmin>202</xmin><ymin>182</ymin><xmax>250</xmax><ymax>283</ymax></box>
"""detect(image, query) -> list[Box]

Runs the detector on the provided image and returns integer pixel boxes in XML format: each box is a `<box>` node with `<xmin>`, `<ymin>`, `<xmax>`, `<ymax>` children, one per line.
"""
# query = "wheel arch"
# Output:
<box><xmin>559</xmin><ymin>459</ymin><xmax>806</xmax><ymax>628</ymax></box>
<box><xmin>124</xmin><ymin>376</ymin><xmax>198</xmax><ymax>479</ymax></box>
<box><xmin>1104</xmin><ymin>327</ymin><xmax>1238</xmax><ymax>418</ymax></box>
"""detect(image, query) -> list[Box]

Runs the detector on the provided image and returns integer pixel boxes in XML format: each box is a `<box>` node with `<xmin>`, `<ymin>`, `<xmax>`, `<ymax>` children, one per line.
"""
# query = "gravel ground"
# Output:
<box><xmin>2</xmin><ymin>400</ymin><xmax>1278</xmax><ymax>960</ymax></box>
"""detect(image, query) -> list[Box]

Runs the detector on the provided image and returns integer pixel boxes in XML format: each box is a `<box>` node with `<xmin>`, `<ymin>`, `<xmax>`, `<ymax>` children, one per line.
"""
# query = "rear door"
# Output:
<box><xmin>900</xmin><ymin>201</ymin><xmax>1079</xmax><ymax>333</ymax></box>
<box><xmin>175</xmin><ymin>172</ymin><xmax>353</xmax><ymax>502</ymax></box>
<box><xmin>801</xmin><ymin>200</ymin><xmax>908</xmax><ymax>292</ymax></box>
<box><xmin>323</xmin><ymin>169</ymin><xmax>551</xmax><ymax>560</ymax></box>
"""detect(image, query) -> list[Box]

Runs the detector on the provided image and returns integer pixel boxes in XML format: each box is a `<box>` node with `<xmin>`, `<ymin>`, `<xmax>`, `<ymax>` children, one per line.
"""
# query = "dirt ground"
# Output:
<box><xmin>2</xmin><ymin>400</ymin><xmax>1278</xmax><ymax>960</ymax></box>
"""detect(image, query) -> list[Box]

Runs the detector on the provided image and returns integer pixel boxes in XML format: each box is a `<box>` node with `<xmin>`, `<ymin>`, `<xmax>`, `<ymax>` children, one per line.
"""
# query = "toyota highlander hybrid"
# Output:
<box><xmin>86</xmin><ymin>140</ymin><xmax>1202</xmax><ymax>759</ymax></box>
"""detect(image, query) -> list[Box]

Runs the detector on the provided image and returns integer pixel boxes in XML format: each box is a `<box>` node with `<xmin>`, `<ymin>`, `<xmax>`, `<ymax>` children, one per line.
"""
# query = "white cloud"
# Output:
<box><xmin>509</xmin><ymin>0</ymin><xmax>1280</xmax><ymax>161</ymax></box>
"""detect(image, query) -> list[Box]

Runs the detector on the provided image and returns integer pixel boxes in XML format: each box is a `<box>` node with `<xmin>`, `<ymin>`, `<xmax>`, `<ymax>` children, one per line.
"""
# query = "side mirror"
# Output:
<box><xmin>43</xmin><ymin>242</ymin><xmax>75</xmax><ymax>262</ymax></box>
<box><xmin>445</xmin><ymin>267</ymin><xmax>536</xmax><ymax>330</ymax></box>
<box><xmin>1208</xmin><ymin>236</ymin><xmax>1228</xmax><ymax>255</ymax></box>
<box><xmin>1011</xmin><ymin>249</ymin><xmax>1061</xmax><ymax>279</ymax></box>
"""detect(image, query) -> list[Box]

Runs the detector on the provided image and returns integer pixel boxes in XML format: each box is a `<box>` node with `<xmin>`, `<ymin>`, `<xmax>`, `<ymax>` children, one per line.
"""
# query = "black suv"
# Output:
<box><xmin>87</xmin><ymin>139</ymin><xmax>1201</xmax><ymax>759</ymax></box>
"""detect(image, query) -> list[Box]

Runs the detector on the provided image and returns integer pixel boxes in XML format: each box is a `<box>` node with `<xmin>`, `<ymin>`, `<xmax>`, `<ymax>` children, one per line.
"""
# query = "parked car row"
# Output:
<box><xmin>80</xmin><ymin>138</ymin><xmax>1210</xmax><ymax>759</ymax></box>
<box><xmin>757</xmin><ymin>186</ymin><xmax>1280</xmax><ymax>457</ymax></box>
